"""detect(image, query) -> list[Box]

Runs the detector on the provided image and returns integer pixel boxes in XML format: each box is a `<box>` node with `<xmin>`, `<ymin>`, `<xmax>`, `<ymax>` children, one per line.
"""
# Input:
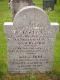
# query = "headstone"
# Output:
<box><xmin>43</xmin><ymin>0</ymin><xmax>55</xmax><ymax>10</ymax></box>
<box><xmin>10</xmin><ymin>0</ymin><xmax>34</xmax><ymax>18</ymax></box>
<box><xmin>4</xmin><ymin>6</ymin><xmax>59</xmax><ymax>73</ymax></box>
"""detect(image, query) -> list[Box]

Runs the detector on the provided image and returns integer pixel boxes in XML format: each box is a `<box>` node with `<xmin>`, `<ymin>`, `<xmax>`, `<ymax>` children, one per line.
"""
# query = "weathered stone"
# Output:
<box><xmin>4</xmin><ymin>6</ymin><xmax>59</xmax><ymax>73</ymax></box>
<box><xmin>10</xmin><ymin>0</ymin><xmax>33</xmax><ymax>18</ymax></box>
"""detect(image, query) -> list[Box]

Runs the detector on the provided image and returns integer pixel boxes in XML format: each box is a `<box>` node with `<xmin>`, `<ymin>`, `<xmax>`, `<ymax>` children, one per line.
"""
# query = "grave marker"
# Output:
<box><xmin>4</xmin><ymin>6</ymin><xmax>59</xmax><ymax>73</ymax></box>
<box><xmin>43</xmin><ymin>0</ymin><xmax>55</xmax><ymax>10</ymax></box>
<box><xmin>10</xmin><ymin>0</ymin><xmax>33</xmax><ymax>18</ymax></box>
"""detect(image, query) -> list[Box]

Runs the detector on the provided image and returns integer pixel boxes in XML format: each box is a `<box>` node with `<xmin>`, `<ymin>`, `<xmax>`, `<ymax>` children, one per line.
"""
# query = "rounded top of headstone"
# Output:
<box><xmin>13</xmin><ymin>6</ymin><xmax>50</xmax><ymax>29</ymax></box>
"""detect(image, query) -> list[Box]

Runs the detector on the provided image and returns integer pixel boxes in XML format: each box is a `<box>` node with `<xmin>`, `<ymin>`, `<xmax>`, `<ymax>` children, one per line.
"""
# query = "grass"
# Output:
<box><xmin>0</xmin><ymin>0</ymin><xmax>60</xmax><ymax>79</ymax></box>
<box><xmin>46</xmin><ymin>0</ymin><xmax>60</xmax><ymax>72</ymax></box>
<box><xmin>0</xmin><ymin>0</ymin><xmax>12</xmax><ymax>76</ymax></box>
<box><xmin>0</xmin><ymin>72</ymin><xmax>60</xmax><ymax>80</ymax></box>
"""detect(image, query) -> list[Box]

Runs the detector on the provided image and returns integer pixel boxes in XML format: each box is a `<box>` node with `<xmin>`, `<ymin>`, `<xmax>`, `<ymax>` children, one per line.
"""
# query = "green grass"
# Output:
<box><xmin>46</xmin><ymin>0</ymin><xmax>60</xmax><ymax>72</ymax></box>
<box><xmin>0</xmin><ymin>0</ymin><xmax>12</xmax><ymax>75</ymax></box>
<box><xmin>0</xmin><ymin>0</ymin><xmax>60</xmax><ymax>78</ymax></box>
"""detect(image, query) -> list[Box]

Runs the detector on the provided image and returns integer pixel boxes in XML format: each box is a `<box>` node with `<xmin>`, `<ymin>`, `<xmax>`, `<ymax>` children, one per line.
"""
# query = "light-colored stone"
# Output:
<box><xmin>4</xmin><ymin>6</ymin><xmax>59</xmax><ymax>73</ymax></box>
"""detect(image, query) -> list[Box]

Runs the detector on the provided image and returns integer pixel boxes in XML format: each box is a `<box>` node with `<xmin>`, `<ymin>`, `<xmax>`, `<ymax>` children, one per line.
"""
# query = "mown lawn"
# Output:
<box><xmin>0</xmin><ymin>0</ymin><xmax>60</xmax><ymax>79</ymax></box>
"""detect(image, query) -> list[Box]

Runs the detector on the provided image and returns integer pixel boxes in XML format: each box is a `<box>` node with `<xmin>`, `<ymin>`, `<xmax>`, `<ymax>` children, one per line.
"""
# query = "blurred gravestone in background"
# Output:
<box><xmin>9</xmin><ymin>0</ymin><xmax>34</xmax><ymax>18</ymax></box>
<box><xmin>43</xmin><ymin>0</ymin><xmax>55</xmax><ymax>10</ymax></box>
